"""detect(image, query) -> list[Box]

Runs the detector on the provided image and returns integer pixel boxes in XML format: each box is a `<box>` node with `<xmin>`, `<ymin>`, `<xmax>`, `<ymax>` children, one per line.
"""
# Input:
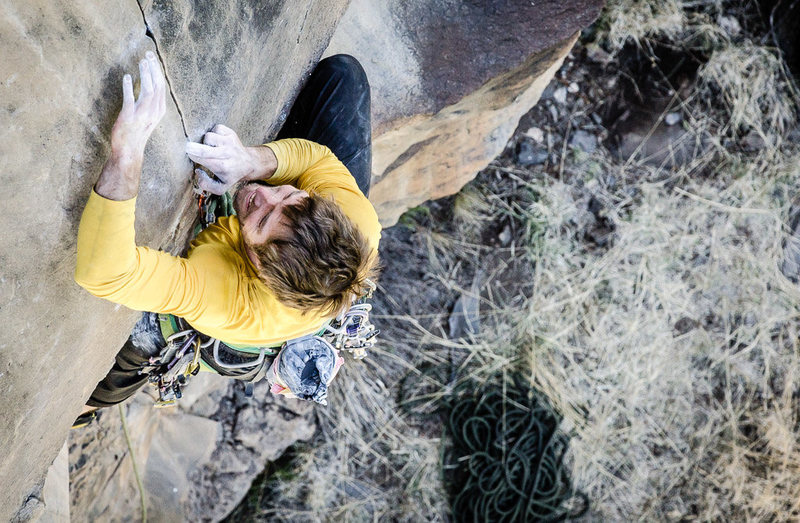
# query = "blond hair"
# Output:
<box><xmin>252</xmin><ymin>194</ymin><xmax>378</xmax><ymax>316</ymax></box>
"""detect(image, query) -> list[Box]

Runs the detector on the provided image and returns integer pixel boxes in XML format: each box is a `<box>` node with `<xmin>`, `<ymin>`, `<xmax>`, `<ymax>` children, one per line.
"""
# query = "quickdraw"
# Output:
<box><xmin>194</xmin><ymin>184</ymin><xmax>234</xmax><ymax>233</ymax></box>
<box><xmin>139</xmin><ymin>327</ymin><xmax>203</xmax><ymax>407</ymax></box>
<box><xmin>322</xmin><ymin>279</ymin><xmax>379</xmax><ymax>360</ymax></box>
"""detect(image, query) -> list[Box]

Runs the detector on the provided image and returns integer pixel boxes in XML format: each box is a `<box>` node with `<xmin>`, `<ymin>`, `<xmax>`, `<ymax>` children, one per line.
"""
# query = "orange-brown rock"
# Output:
<box><xmin>326</xmin><ymin>0</ymin><xmax>604</xmax><ymax>225</ymax></box>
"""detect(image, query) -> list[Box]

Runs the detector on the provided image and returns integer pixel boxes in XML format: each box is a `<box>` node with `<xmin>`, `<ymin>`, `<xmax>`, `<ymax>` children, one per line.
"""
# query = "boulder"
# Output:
<box><xmin>325</xmin><ymin>0</ymin><xmax>605</xmax><ymax>226</ymax></box>
<box><xmin>0</xmin><ymin>1</ymin><xmax>346</xmax><ymax>519</ymax></box>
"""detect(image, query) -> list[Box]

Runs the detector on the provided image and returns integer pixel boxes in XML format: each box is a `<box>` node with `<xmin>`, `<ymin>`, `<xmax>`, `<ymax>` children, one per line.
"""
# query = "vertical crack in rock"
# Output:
<box><xmin>297</xmin><ymin>2</ymin><xmax>311</xmax><ymax>44</ymax></box>
<box><xmin>135</xmin><ymin>0</ymin><xmax>188</xmax><ymax>138</ymax></box>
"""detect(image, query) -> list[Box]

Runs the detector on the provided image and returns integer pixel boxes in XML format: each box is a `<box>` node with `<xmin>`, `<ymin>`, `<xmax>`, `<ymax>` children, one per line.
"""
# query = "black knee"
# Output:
<box><xmin>316</xmin><ymin>54</ymin><xmax>369</xmax><ymax>89</ymax></box>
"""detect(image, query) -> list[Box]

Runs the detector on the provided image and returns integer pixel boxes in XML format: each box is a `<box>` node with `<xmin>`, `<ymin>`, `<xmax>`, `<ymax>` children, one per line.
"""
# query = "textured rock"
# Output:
<box><xmin>142</xmin><ymin>409</ymin><xmax>220</xmax><ymax>522</ymax></box>
<box><xmin>0</xmin><ymin>1</ymin><xmax>346</xmax><ymax>520</ymax></box>
<box><xmin>68</xmin><ymin>396</ymin><xmax>159</xmax><ymax>522</ymax></box>
<box><xmin>368</xmin><ymin>39</ymin><xmax>578</xmax><ymax>224</ymax></box>
<box><xmin>570</xmin><ymin>129</ymin><xmax>598</xmax><ymax>154</ymax></box>
<box><xmin>326</xmin><ymin>0</ymin><xmax>604</xmax><ymax>225</ymax></box>
<box><xmin>184</xmin><ymin>381</ymin><xmax>316</xmax><ymax>521</ymax></box>
<box><xmin>138</xmin><ymin>0</ymin><xmax>347</xmax><ymax>144</ymax></box>
<box><xmin>68</xmin><ymin>380</ymin><xmax>316</xmax><ymax>521</ymax></box>
<box><xmin>36</xmin><ymin>443</ymin><xmax>71</xmax><ymax>522</ymax></box>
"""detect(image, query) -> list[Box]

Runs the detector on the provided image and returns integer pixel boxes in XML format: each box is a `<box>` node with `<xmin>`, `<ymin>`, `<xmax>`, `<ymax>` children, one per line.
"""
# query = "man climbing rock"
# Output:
<box><xmin>74</xmin><ymin>51</ymin><xmax>380</xmax><ymax>425</ymax></box>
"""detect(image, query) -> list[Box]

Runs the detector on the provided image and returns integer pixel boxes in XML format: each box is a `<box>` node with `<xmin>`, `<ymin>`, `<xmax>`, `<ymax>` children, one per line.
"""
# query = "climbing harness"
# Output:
<box><xmin>139</xmin><ymin>187</ymin><xmax>379</xmax><ymax>407</ymax></box>
<box><xmin>139</xmin><ymin>314</ymin><xmax>280</xmax><ymax>407</ymax></box>
<box><xmin>139</xmin><ymin>319</ymin><xmax>203</xmax><ymax>407</ymax></box>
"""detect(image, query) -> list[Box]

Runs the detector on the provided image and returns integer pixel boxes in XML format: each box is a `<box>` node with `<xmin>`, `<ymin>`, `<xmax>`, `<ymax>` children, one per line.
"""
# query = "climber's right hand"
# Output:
<box><xmin>186</xmin><ymin>125</ymin><xmax>276</xmax><ymax>195</ymax></box>
<box><xmin>95</xmin><ymin>52</ymin><xmax>167</xmax><ymax>201</ymax></box>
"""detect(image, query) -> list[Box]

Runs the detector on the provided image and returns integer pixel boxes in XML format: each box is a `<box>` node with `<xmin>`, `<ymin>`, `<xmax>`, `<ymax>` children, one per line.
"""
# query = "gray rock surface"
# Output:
<box><xmin>0</xmin><ymin>1</ymin><xmax>346</xmax><ymax>520</ymax></box>
<box><xmin>36</xmin><ymin>443</ymin><xmax>70</xmax><ymax>522</ymax></box>
<box><xmin>515</xmin><ymin>140</ymin><xmax>550</xmax><ymax>166</ymax></box>
<box><xmin>185</xmin><ymin>380</ymin><xmax>315</xmax><ymax>520</ymax></box>
<box><xmin>613</xmin><ymin>113</ymin><xmax>710</xmax><ymax>168</ymax></box>
<box><xmin>570</xmin><ymin>129</ymin><xmax>598</xmax><ymax>154</ymax></box>
<box><xmin>138</xmin><ymin>0</ymin><xmax>345</xmax><ymax>145</ymax></box>
<box><xmin>325</xmin><ymin>0</ymin><xmax>604</xmax><ymax>225</ymax></box>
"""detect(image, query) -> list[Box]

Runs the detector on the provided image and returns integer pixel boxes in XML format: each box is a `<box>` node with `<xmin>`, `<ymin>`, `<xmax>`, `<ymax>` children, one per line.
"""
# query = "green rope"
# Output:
<box><xmin>442</xmin><ymin>377</ymin><xmax>587</xmax><ymax>522</ymax></box>
<box><xmin>119</xmin><ymin>404</ymin><xmax>147</xmax><ymax>522</ymax></box>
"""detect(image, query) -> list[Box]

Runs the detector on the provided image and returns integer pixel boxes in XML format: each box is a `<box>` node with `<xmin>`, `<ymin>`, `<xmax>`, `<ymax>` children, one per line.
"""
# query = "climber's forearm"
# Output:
<box><xmin>94</xmin><ymin>148</ymin><xmax>144</xmax><ymax>201</ymax></box>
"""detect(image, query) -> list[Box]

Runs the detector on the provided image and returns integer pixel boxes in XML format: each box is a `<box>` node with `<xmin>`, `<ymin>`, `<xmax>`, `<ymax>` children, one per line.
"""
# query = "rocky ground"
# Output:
<box><xmin>68</xmin><ymin>374</ymin><xmax>316</xmax><ymax>521</ymax></box>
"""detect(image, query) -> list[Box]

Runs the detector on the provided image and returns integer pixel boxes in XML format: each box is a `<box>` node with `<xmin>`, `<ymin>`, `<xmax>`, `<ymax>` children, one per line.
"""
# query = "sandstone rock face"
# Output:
<box><xmin>138</xmin><ymin>0</ymin><xmax>346</xmax><ymax>145</ymax></box>
<box><xmin>0</xmin><ymin>1</ymin><xmax>346</xmax><ymax>519</ymax></box>
<box><xmin>325</xmin><ymin>0</ymin><xmax>604</xmax><ymax>225</ymax></box>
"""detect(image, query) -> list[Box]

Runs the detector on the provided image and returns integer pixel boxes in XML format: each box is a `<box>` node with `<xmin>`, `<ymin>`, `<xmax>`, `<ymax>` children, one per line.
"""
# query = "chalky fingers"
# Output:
<box><xmin>148</xmin><ymin>52</ymin><xmax>167</xmax><ymax>116</ymax></box>
<box><xmin>138</xmin><ymin>56</ymin><xmax>153</xmax><ymax>99</ymax></box>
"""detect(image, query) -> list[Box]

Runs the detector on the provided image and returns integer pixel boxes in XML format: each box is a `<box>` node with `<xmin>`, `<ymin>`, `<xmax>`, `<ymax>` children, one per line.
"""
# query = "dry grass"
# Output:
<box><xmin>604</xmin><ymin>0</ymin><xmax>688</xmax><ymax>50</ymax></box>
<box><xmin>252</xmin><ymin>0</ymin><xmax>800</xmax><ymax>521</ymax></box>
<box><xmin>526</xmin><ymin>153</ymin><xmax>800</xmax><ymax>519</ymax></box>
<box><xmin>698</xmin><ymin>42</ymin><xmax>797</xmax><ymax>141</ymax></box>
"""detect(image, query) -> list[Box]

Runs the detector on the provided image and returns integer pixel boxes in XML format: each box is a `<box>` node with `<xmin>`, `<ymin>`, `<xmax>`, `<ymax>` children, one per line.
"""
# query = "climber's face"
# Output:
<box><xmin>234</xmin><ymin>182</ymin><xmax>308</xmax><ymax>265</ymax></box>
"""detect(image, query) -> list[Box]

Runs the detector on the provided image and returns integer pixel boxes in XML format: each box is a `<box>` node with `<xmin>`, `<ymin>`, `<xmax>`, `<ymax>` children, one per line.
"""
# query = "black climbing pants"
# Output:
<box><xmin>86</xmin><ymin>312</ymin><xmax>164</xmax><ymax>407</ymax></box>
<box><xmin>87</xmin><ymin>54</ymin><xmax>373</xmax><ymax>407</ymax></box>
<box><xmin>277</xmin><ymin>54</ymin><xmax>372</xmax><ymax>196</ymax></box>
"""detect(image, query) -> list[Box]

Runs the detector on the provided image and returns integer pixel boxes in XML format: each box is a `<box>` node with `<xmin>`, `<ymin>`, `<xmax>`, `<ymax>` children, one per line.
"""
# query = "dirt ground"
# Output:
<box><xmin>229</xmin><ymin>0</ymin><xmax>800</xmax><ymax>520</ymax></box>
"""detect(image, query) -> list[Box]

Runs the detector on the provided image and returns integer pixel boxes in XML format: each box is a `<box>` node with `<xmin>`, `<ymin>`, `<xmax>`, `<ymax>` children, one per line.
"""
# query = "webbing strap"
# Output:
<box><xmin>158</xmin><ymin>313</ymin><xmax>329</xmax><ymax>355</ymax></box>
<box><xmin>157</xmin><ymin>313</ymin><xmax>181</xmax><ymax>341</ymax></box>
<box><xmin>158</xmin><ymin>313</ymin><xmax>284</xmax><ymax>355</ymax></box>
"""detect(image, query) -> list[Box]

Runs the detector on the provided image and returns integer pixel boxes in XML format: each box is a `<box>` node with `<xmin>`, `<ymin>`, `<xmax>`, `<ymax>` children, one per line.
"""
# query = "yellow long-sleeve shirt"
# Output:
<box><xmin>75</xmin><ymin>139</ymin><xmax>381</xmax><ymax>347</ymax></box>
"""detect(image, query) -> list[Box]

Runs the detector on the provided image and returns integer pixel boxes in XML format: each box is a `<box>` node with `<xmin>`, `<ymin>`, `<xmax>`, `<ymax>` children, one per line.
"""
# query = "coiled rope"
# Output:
<box><xmin>442</xmin><ymin>377</ymin><xmax>587</xmax><ymax>522</ymax></box>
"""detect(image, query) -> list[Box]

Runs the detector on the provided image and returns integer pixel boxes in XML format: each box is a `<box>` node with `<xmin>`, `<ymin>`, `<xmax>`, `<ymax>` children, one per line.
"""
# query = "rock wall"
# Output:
<box><xmin>326</xmin><ymin>0</ymin><xmax>604</xmax><ymax>225</ymax></box>
<box><xmin>0</xmin><ymin>1</ymin><xmax>347</xmax><ymax>520</ymax></box>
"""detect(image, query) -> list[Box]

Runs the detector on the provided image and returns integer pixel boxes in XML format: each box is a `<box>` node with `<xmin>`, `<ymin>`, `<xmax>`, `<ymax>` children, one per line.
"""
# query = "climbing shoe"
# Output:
<box><xmin>71</xmin><ymin>411</ymin><xmax>97</xmax><ymax>429</ymax></box>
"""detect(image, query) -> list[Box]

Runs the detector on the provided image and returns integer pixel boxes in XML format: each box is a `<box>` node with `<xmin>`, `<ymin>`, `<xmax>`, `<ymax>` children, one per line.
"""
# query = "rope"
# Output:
<box><xmin>119</xmin><ymin>404</ymin><xmax>147</xmax><ymax>522</ymax></box>
<box><xmin>442</xmin><ymin>377</ymin><xmax>587</xmax><ymax>522</ymax></box>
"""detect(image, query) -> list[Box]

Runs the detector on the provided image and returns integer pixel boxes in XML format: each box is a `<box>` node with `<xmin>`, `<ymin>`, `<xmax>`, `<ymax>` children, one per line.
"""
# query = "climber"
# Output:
<box><xmin>73</xmin><ymin>51</ymin><xmax>380</xmax><ymax>425</ymax></box>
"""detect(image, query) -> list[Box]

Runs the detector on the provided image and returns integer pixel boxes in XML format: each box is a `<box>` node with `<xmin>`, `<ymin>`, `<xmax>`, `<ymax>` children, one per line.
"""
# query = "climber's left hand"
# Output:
<box><xmin>110</xmin><ymin>51</ymin><xmax>167</xmax><ymax>162</ymax></box>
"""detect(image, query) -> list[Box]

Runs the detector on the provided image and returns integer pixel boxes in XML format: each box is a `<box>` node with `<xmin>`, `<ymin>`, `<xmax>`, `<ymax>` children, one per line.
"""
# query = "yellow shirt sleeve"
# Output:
<box><xmin>74</xmin><ymin>192</ymin><xmax>330</xmax><ymax>345</ymax></box>
<box><xmin>75</xmin><ymin>190</ymin><xmax>208</xmax><ymax>316</ymax></box>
